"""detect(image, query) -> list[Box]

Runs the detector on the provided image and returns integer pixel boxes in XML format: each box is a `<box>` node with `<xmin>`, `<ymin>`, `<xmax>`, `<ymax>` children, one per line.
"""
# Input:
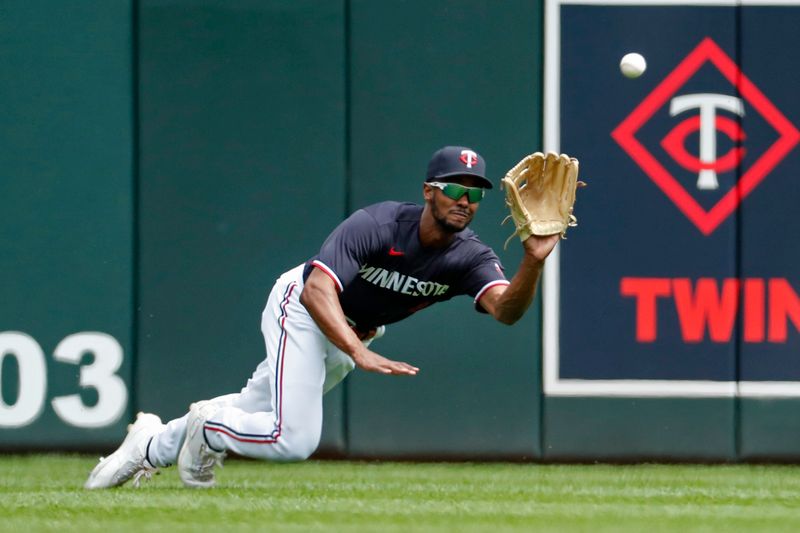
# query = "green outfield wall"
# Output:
<box><xmin>136</xmin><ymin>0</ymin><xmax>349</xmax><ymax>454</ymax></box>
<box><xmin>0</xmin><ymin>1</ymin><xmax>134</xmax><ymax>449</ymax></box>
<box><xmin>2</xmin><ymin>0</ymin><xmax>800</xmax><ymax>462</ymax></box>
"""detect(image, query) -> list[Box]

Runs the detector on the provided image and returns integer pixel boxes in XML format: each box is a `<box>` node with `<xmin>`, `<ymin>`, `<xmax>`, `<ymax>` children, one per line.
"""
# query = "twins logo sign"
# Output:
<box><xmin>612</xmin><ymin>37</ymin><xmax>800</xmax><ymax>235</ymax></box>
<box><xmin>545</xmin><ymin>1</ymin><xmax>800</xmax><ymax>398</ymax></box>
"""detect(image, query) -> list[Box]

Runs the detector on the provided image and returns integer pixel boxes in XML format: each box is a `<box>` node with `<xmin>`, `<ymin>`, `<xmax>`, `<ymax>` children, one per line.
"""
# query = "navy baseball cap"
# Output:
<box><xmin>425</xmin><ymin>146</ymin><xmax>493</xmax><ymax>189</ymax></box>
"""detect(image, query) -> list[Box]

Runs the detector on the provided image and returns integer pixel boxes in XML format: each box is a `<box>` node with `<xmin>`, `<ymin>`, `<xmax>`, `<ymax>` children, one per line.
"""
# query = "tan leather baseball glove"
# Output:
<box><xmin>501</xmin><ymin>151</ymin><xmax>583</xmax><ymax>248</ymax></box>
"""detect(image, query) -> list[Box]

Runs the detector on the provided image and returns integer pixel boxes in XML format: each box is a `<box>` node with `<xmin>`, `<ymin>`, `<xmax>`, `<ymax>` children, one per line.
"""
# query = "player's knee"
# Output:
<box><xmin>280</xmin><ymin>443</ymin><xmax>316</xmax><ymax>462</ymax></box>
<box><xmin>273</xmin><ymin>440</ymin><xmax>316</xmax><ymax>462</ymax></box>
<box><xmin>277</xmin><ymin>425</ymin><xmax>320</xmax><ymax>461</ymax></box>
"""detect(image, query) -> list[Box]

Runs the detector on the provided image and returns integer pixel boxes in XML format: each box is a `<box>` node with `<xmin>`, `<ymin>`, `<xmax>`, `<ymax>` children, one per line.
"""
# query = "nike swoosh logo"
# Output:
<box><xmin>388</xmin><ymin>247</ymin><xmax>405</xmax><ymax>256</ymax></box>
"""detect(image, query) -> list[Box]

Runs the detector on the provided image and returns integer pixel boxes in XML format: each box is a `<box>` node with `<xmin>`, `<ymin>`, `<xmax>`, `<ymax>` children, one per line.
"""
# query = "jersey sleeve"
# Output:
<box><xmin>309</xmin><ymin>208</ymin><xmax>385</xmax><ymax>292</ymax></box>
<box><xmin>462</xmin><ymin>247</ymin><xmax>510</xmax><ymax>313</ymax></box>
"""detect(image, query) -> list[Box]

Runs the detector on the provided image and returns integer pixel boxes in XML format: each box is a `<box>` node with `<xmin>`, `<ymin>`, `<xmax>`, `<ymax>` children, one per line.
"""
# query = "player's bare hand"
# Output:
<box><xmin>351</xmin><ymin>348</ymin><xmax>419</xmax><ymax>376</ymax></box>
<box><xmin>522</xmin><ymin>233</ymin><xmax>561</xmax><ymax>263</ymax></box>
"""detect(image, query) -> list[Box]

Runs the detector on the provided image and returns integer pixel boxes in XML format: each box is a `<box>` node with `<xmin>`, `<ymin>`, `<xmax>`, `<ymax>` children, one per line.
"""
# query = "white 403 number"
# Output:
<box><xmin>0</xmin><ymin>331</ymin><xmax>127</xmax><ymax>428</ymax></box>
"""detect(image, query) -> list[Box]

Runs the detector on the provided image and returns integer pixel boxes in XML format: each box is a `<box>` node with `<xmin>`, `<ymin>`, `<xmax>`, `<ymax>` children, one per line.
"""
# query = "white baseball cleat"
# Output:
<box><xmin>177</xmin><ymin>401</ymin><xmax>226</xmax><ymax>489</ymax></box>
<box><xmin>84</xmin><ymin>412</ymin><xmax>164</xmax><ymax>490</ymax></box>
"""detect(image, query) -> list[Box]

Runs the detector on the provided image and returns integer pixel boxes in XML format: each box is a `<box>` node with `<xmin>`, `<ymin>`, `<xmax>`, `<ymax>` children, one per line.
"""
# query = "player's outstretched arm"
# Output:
<box><xmin>479</xmin><ymin>234</ymin><xmax>560</xmax><ymax>325</ymax></box>
<box><xmin>300</xmin><ymin>268</ymin><xmax>419</xmax><ymax>376</ymax></box>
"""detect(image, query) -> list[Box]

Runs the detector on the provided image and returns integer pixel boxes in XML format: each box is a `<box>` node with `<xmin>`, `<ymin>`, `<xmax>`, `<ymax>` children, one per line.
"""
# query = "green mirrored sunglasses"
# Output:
<box><xmin>427</xmin><ymin>181</ymin><xmax>485</xmax><ymax>203</ymax></box>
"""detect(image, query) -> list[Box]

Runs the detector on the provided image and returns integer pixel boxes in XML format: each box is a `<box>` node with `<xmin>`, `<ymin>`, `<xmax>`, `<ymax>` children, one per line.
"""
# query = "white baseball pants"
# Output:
<box><xmin>147</xmin><ymin>264</ymin><xmax>359</xmax><ymax>466</ymax></box>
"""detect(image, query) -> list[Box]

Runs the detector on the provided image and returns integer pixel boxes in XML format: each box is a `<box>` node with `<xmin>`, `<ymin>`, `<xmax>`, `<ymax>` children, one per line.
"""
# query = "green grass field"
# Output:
<box><xmin>1</xmin><ymin>455</ymin><xmax>799</xmax><ymax>532</ymax></box>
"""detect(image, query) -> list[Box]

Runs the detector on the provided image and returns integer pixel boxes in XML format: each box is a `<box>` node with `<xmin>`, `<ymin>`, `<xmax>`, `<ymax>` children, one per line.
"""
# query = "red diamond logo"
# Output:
<box><xmin>612</xmin><ymin>37</ymin><xmax>800</xmax><ymax>235</ymax></box>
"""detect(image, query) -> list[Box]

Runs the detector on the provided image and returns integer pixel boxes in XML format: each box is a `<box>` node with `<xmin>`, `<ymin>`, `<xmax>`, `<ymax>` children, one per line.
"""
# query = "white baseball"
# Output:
<box><xmin>620</xmin><ymin>53</ymin><xmax>646</xmax><ymax>79</ymax></box>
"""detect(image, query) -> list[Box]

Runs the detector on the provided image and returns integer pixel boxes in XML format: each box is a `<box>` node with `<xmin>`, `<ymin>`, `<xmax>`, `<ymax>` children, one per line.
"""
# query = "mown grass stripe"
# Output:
<box><xmin>1</xmin><ymin>455</ymin><xmax>799</xmax><ymax>532</ymax></box>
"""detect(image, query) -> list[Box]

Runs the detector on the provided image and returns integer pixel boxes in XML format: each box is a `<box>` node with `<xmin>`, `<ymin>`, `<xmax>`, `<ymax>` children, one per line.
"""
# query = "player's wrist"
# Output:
<box><xmin>521</xmin><ymin>245</ymin><xmax>547</xmax><ymax>265</ymax></box>
<box><xmin>521</xmin><ymin>233</ymin><xmax>560</xmax><ymax>263</ymax></box>
<box><xmin>347</xmin><ymin>343</ymin><xmax>369</xmax><ymax>363</ymax></box>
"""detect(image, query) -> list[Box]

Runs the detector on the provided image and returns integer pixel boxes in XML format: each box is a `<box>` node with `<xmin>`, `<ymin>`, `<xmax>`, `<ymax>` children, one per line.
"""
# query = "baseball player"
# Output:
<box><xmin>85</xmin><ymin>146</ymin><xmax>565</xmax><ymax>489</ymax></box>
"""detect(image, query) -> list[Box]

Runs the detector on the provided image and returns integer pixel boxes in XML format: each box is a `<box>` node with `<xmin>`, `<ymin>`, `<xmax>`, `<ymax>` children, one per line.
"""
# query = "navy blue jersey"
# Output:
<box><xmin>303</xmin><ymin>201</ymin><xmax>509</xmax><ymax>330</ymax></box>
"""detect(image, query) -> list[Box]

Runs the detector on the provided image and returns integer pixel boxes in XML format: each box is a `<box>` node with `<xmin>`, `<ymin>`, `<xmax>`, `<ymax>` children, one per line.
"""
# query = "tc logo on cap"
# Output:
<box><xmin>459</xmin><ymin>149</ymin><xmax>479</xmax><ymax>168</ymax></box>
